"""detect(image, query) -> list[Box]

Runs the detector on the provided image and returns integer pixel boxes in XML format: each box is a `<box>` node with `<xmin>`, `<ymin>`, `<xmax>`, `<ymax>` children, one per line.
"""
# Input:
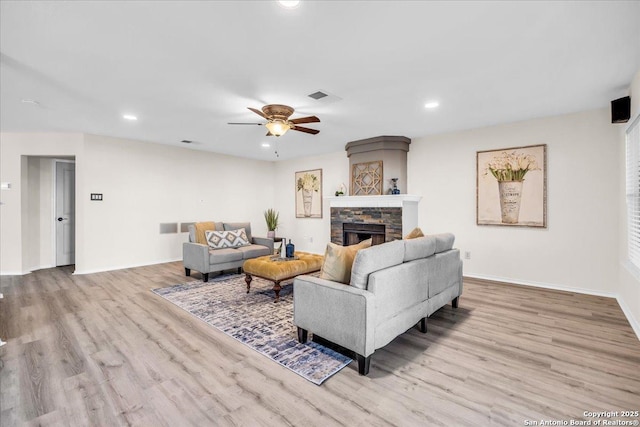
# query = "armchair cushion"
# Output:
<box><xmin>205</xmin><ymin>228</ymin><xmax>250</xmax><ymax>249</ymax></box>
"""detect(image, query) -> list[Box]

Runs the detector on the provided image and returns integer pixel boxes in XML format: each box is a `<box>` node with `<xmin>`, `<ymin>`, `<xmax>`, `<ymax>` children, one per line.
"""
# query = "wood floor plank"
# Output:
<box><xmin>1</xmin><ymin>265</ymin><xmax>639</xmax><ymax>426</ymax></box>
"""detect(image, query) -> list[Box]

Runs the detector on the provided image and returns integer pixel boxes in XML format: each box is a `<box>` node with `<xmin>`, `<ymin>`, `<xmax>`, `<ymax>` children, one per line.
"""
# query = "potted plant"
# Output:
<box><xmin>264</xmin><ymin>208</ymin><xmax>279</xmax><ymax>239</ymax></box>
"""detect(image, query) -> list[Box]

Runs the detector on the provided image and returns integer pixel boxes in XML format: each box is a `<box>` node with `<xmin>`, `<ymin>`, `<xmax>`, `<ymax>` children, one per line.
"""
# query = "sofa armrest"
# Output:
<box><xmin>183</xmin><ymin>242</ymin><xmax>209</xmax><ymax>273</ymax></box>
<box><xmin>252</xmin><ymin>236</ymin><xmax>274</xmax><ymax>253</ymax></box>
<box><xmin>293</xmin><ymin>275</ymin><xmax>376</xmax><ymax>357</ymax></box>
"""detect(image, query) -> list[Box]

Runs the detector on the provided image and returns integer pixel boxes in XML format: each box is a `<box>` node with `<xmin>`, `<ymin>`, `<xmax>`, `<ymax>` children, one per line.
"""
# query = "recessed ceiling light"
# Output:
<box><xmin>123</xmin><ymin>114</ymin><xmax>138</xmax><ymax>121</ymax></box>
<box><xmin>278</xmin><ymin>1</ymin><xmax>300</xmax><ymax>9</ymax></box>
<box><xmin>261</xmin><ymin>142</ymin><xmax>271</xmax><ymax>148</ymax></box>
<box><xmin>424</xmin><ymin>101</ymin><xmax>439</xmax><ymax>109</ymax></box>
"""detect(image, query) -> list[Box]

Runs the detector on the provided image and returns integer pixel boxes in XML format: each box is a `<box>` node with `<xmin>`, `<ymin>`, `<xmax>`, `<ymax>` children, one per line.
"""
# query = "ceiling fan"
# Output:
<box><xmin>228</xmin><ymin>104</ymin><xmax>320</xmax><ymax>137</ymax></box>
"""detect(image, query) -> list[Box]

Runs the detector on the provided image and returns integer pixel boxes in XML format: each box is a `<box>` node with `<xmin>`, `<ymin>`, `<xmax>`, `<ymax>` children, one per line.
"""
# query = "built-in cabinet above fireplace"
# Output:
<box><xmin>328</xmin><ymin>195</ymin><xmax>421</xmax><ymax>246</ymax></box>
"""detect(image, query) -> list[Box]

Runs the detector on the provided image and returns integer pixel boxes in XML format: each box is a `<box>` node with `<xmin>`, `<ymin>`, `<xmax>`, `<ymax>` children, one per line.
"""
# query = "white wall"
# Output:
<box><xmin>273</xmin><ymin>151</ymin><xmax>349</xmax><ymax>254</ymax></box>
<box><xmin>0</xmin><ymin>132</ymin><xmax>275</xmax><ymax>274</ymax></box>
<box><xmin>408</xmin><ymin>109</ymin><xmax>620</xmax><ymax>296</ymax></box>
<box><xmin>77</xmin><ymin>134</ymin><xmax>275</xmax><ymax>273</ymax></box>
<box><xmin>0</xmin><ymin>133</ymin><xmax>83</xmax><ymax>274</ymax></box>
<box><xmin>618</xmin><ymin>69</ymin><xmax>640</xmax><ymax>337</ymax></box>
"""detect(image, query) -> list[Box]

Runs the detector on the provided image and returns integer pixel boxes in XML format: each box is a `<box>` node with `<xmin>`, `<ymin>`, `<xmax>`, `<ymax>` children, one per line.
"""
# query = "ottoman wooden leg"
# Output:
<box><xmin>273</xmin><ymin>280</ymin><xmax>282</xmax><ymax>303</ymax></box>
<box><xmin>245</xmin><ymin>273</ymin><xmax>252</xmax><ymax>293</ymax></box>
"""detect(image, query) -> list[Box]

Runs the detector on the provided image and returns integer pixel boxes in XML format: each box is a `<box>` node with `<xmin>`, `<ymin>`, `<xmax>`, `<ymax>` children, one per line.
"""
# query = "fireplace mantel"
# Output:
<box><xmin>327</xmin><ymin>194</ymin><xmax>422</xmax><ymax>208</ymax></box>
<box><xmin>328</xmin><ymin>195</ymin><xmax>422</xmax><ymax>244</ymax></box>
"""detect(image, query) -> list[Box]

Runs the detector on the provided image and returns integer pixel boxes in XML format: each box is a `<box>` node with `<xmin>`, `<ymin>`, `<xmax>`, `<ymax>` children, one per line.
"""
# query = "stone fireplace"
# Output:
<box><xmin>329</xmin><ymin>195</ymin><xmax>421</xmax><ymax>246</ymax></box>
<box><xmin>329</xmin><ymin>135</ymin><xmax>420</xmax><ymax>246</ymax></box>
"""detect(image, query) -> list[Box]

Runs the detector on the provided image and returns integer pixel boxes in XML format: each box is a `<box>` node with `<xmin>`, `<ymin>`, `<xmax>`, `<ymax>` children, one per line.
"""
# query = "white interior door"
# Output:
<box><xmin>56</xmin><ymin>161</ymin><xmax>75</xmax><ymax>266</ymax></box>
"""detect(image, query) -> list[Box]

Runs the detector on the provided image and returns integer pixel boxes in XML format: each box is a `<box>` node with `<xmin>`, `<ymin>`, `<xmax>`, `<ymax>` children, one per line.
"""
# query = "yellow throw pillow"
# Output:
<box><xmin>404</xmin><ymin>227</ymin><xmax>424</xmax><ymax>239</ymax></box>
<box><xmin>195</xmin><ymin>221</ymin><xmax>217</xmax><ymax>245</ymax></box>
<box><xmin>320</xmin><ymin>238</ymin><xmax>372</xmax><ymax>284</ymax></box>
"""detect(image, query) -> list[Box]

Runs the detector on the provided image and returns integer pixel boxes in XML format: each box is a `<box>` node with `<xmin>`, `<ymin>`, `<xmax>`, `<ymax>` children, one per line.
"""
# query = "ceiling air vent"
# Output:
<box><xmin>308</xmin><ymin>91</ymin><xmax>328</xmax><ymax>100</ymax></box>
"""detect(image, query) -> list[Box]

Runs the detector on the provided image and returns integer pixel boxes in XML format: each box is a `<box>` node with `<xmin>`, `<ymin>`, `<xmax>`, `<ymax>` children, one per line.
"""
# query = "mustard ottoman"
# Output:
<box><xmin>243</xmin><ymin>252</ymin><xmax>323</xmax><ymax>302</ymax></box>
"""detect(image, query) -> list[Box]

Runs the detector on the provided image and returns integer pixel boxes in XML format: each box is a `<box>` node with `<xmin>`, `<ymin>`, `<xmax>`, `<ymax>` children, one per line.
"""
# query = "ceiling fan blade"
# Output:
<box><xmin>289</xmin><ymin>115</ymin><xmax>320</xmax><ymax>124</ymax></box>
<box><xmin>248</xmin><ymin>107</ymin><xmax>267</xmax><ymax>119</ymax></box>
<box><xmin>292</xmin><ymin>126</ymin><xmax>320</xmax><ymax>135</ymax></box>
<box><xmin>228</xmin><ymin>122</ymin><xmax>263</xmax><ymax>125</ymax></box>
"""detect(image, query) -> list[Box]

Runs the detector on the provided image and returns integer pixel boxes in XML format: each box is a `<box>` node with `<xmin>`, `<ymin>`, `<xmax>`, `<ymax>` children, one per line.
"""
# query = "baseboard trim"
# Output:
<box><xmin>0</xmin><ymin>270</ymin><xmax>30</xmax><ymax>276</ymax></box>
<box><xmin>465</xmin><ymin>273</ymin><xmax>639</xmax><ymax>341</ymax></box>
<box><xmin>73</xmin><ymin>257</ymin><xmax>182</xmax><ymax>275</ymax></box>
<box><xmin>465</xmin><ymin>273</ymin><xmax>618</xmax><ymax>298</ymax></box>
<box><xmin>617</xmin><ymin>295</ymin><xmax>640</xmax><ymax>341</ymax></box>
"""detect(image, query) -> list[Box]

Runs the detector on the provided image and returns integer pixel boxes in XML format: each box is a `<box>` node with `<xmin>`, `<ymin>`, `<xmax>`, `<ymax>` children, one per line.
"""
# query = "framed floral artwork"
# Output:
<box><xmin>295</xmin><ymin>169</ymin><xmax>322</xmax><ymax>218</ymax></box>
<box><xmin>477</xmin><ymin>144</ymin><xmax>547</xmax><ymax>227</ymax></box>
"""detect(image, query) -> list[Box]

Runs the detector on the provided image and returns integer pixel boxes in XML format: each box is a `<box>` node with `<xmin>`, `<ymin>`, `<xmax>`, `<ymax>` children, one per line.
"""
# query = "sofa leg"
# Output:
<box><xmin>185</xmin><ymin>268</ymin><xmax>191</xmax><ymax>277</ymax></box>
<box><xmin>419</xmin><ymin>317</ymin><xmax>428</xmax><ymax>333</ymax></box>
<box><xmin>237</xmin><ymin>267</ymin><xmax>242</xmax><ymax>274</ymax></box>
<box><xmin>203</xmin><ymin>273</ymin><xmax>209</xmax><ymax>283</ymax></box>
<box><xmin>356</xmin><ymin>354</ymin><xmax>371</xmax><ymax>376</ymax></box>
<box><xmin>297</xmin><ymin>327</ymin><xmax>308</xmax><ymax>343</ymax></box>
<box><xmin>452</xmin><ymin>297</ymin><xmax>459</xmax><ymax>309</ymax></box>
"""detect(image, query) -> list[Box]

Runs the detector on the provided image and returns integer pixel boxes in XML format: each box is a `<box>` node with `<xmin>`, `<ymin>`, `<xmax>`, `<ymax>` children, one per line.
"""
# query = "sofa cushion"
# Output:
<box><xmin>320</xmin><ymin>238</ymin><xmax>372</xmax><ymax>284</ymax></box>
<box><xmin>236</xmin><ymin>244</ymin><xmax>272</xmax><ymax>259</ymax></box>
<box><xmin>206</xmin><ymin>228</ymin><xmax>250</xmax><ymax>249</ymax></box>
<box><xmin>433</xmin><ymin>233</ymin><xmax>455</xmax><ymax>253</ymax></box>
<box><xmin>403</xmin><ymin>235</ymin><xmax>436</xmax><ymax>262</ymax></box>
<box><xmin>224</xmin><ymin>222</ymin><xmax>252</xmax><ymax>242</ymax></box>
<box><xmin>350</xmin><ymin>239</ymin><xmax>405</xmax><ymax>290</ymax></box>
<box><xmin>404</xmin><ymin>227</ymin><xmax>425</xmax><ymax>239</ymax></box>
<box><xmin>208</xmin><ymin>248</ymin><xmax>243</xmax><ymax>264</ymax></box>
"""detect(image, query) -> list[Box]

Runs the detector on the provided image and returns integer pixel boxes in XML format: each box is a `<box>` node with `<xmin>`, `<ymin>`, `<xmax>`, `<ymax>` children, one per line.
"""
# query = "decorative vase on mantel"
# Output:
<box><xmin>498</xmin><ymin>180</ymin><xmax>523</xmax><ymax>224</ymax></box>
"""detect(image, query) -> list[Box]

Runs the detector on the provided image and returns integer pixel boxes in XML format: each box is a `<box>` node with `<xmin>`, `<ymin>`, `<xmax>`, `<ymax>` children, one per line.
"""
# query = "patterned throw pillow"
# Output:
<box><xmin>205</xmin><ymin>228</ymin><xmax>250</xmax><ymax>249</ymax></box>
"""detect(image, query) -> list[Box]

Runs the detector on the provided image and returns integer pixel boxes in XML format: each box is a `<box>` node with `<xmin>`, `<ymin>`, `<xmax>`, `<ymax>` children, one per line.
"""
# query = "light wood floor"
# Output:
<box><xmin>1</xmin><ymin>263</ymin><xmax>639</xmax><ymax>426</ymax></box>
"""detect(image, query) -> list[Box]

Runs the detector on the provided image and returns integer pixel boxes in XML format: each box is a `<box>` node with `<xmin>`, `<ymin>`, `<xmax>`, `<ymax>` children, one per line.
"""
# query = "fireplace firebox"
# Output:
<box><xmin>343</xmin><ymin>223</ymin><xmax>386</xmax><ymax>246</ymax></box>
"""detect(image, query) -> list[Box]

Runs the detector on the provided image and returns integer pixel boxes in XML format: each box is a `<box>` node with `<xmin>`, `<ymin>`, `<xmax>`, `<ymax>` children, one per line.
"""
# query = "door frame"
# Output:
<box><xmin>52</xmin><ymin>158</ymin><xmax>76</xmax><ymax>267</ymax></box>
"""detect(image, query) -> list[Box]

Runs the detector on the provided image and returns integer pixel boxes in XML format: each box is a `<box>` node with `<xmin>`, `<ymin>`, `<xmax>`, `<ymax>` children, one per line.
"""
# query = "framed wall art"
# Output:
<box><xmin>351</xmin><ymin>160</ymin><xmax>383</xmax><ymax>195</ymax></box>
<box><xmin>477</xmin><ymin>144</ymin><xmax>547</xmax><ymax>227</ymax></box>
<box><xmin>295</xmin><ymin>169</ymin><xmax>322</xmax><ymax>218</ymax></box>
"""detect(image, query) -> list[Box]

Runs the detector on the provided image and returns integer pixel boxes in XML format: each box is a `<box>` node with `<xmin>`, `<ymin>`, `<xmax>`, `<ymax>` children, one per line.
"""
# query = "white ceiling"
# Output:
<box><xmin>1</xmin><ymin>1</ymin><xmax>639</xmax><ymax>161</ymax></box>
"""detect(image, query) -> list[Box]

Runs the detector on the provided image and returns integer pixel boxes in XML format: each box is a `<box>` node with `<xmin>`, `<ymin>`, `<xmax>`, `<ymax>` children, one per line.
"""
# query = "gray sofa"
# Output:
<box><xmin>183</xmin><ymin>221</ymin><xmax>274</xmax><ymax>282</ymax></box>
<box><xmin>293</xmin><ymin>233</ymin><xmax>462</xmax><ymax>375</ymax></box>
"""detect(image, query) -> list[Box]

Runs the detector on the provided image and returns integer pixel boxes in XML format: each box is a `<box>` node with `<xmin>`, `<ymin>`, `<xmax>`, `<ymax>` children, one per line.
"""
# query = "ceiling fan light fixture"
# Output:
<box><xmin>265</xmin><ymin>120</ymin><xmax>290</xmax><ymax>136</ymax></box>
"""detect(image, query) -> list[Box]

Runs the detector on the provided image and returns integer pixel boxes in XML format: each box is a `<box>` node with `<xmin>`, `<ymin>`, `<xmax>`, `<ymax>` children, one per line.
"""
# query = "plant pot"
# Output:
<box><xmin>498</xmin><ymin>180</ymin><xmax>523</xmax><ymax>224</ymax></box>
<box><xmin>302</xmin><ymin>189</ymin><xmax>313</xmax><ymax>217</ymax></box>
<box><xmin>267</xmin><ymin>230</ymin><xmax>276</xmax><ymax>239</ymax></box>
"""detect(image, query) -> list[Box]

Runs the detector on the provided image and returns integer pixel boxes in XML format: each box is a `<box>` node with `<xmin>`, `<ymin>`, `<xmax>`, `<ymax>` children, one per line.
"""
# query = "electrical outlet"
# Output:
<box><xmin>464</xmin><ymin>251</ymin><xmax>471</xmax><ymax>260</ymax></box>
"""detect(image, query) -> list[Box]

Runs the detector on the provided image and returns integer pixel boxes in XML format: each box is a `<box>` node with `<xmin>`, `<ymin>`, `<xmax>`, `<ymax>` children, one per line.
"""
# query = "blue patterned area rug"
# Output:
<box><xmin>152</xmin><ymin>274</ymin><xmax>352</xmax><ymax>385</ymax></box>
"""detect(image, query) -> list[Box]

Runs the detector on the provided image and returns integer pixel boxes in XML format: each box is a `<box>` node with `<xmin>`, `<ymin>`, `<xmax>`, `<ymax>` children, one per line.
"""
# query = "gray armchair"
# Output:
<box><xmin>183</xmin><ymin>221</ymin><xmax>274</xmax><ymax>282</ymax></box>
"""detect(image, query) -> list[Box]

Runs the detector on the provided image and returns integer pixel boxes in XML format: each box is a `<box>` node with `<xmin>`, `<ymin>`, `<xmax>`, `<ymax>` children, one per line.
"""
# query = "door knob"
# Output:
<box><xmin>57</xmin><ymin>217</ymin><xmax>65</xmax><ymax>221</ymax></box>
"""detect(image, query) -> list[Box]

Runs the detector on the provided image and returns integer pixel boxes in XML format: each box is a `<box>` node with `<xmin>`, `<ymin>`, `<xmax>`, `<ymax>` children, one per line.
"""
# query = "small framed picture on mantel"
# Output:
<box><xmin>295</xmin><ymin>169</ymin><xmax>322</xmax><ymax>218</ymax></box>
